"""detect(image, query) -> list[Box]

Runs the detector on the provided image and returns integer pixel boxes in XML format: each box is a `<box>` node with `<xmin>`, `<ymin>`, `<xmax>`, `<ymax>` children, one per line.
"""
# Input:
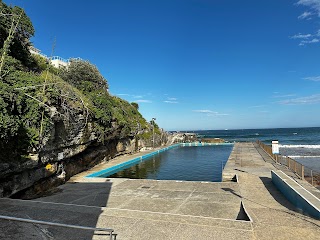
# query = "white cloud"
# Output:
<box><xmin>278</xmin><ymin>94</ymin><xmax>320</xmax><ymax>105</ymax></box>
<box><xmin>193</xmin><ymin>110</ymin><xmax>229</xmax><ymax>117</ymax></box>
<box><xmin>116</xmin><ymin>93</ymin><xmax>130</xmax><ymax>96</ymax></box>
<box><xmin>163</xmin><ymin>97</ymin><xmax>178</xmax><ymax>103</ymax></box>
<box><xmin>300</xmin><ymin>38</ymin><xmax>319</xmax><ymax>45</ymax></box>
<box><xmin>134</xmin><ymin>99</ymin><xmax>152</xmax><ymax>103</ymax></box>
<box><xmin>297</xmin><ymin>0</ymin><xmax>320</xmax><ymax>16</ymax></box>
<box><xmin>303</xmin><ymin>76</ymin><xmax>320</xmax><ymax>81</ymax></box>
<box><xmin>291</xmin><ymin>33</ymin><xmax>312</xmax><ymax>39</ymax></box>
<box><xmin>291</xmin><ymin>33</ymin><xmax>320</xmax><ymax>45</ymax></box>
<box><xmin>115</xmin><ymin>93</ymin><xmax>145</xmax><ymax>99</ymax></box>
<box><xmin>272</xmin><ymin>94</ymin><xmax>296</xmax><ymax>98</ymax></box>
<box><xmin>193</xmin><ymin>110</ymin><xmax>217</xmax><ymax>114</ymax></box>
<box><xmin>167</xmin><ymin>97</ymin><xmax>177</xmax><ymax>101</ymax></box>
<box><xmin>133</xmin><ymin>95</ymin><xmax>143</xmax><ymax>99</ymax></box>
<box><xmin>298</xmin><ymin>11</ymin><xmax>313</xmax><ymax>19</ymax></box>
<box><xmin>293</xmin><ymin>1</ymin><xmax>320</xmax><ymax>45</ymax></box>
<box><xmin>249</xmin><ymin>105</ymin><xmax>266</xmax><ymax>108</ymax></box>
<box><xmin>215</xmin><ymin>113</ymin><xmax>230</xmax><ymax>116</ymax></box>
<box><xmin>164</xmin><ymin>100</ymin><xmax>178</xmax><ymax>104</ymax></box>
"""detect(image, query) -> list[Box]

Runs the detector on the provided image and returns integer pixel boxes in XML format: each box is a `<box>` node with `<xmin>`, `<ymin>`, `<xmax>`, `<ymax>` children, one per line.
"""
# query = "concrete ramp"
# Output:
<box><xmin>272</xmin><ymin>170</ymin><xmax>320</xmax><ymax>219</ymax></box>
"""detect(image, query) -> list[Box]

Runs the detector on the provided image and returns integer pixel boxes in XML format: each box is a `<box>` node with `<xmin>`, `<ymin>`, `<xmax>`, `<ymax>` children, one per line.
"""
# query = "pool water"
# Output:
<box><xmin>106</xmin><ymin>145</ymin><xmax>233</xmax><ymax>182</ymax></box>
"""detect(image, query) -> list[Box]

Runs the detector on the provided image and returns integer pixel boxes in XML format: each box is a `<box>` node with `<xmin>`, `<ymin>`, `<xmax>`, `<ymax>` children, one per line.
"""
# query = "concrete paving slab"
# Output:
<box><xmin>170</xmin><ymin>223</ymin><xmax>254</xmax><ymax>240</ymax></box>
<box><xmin>119</xmin><ymin>197</ymin><xmax>185</xmax><ymax>213</ymax></box>
<box><xmin>188</xmin><ymin>192</ymin><xmax>240</xmax><ymax>203</ymax></box>
<box><xmin>175</xmin><ymin>201</ymin><xmax>240</xmax><ymax>219</ymax></box>
<box><xmin>120</xmin><ymin>219</ymin><xmax>181</xmax><ymax>240</ymax></box>
<box><xmin>253</xmin><ymin>225</ymin><xmax>320</xmax><ymax>240</ymax></box>
<box><xmin>99</xmin><ymin>208</ymin><xmax>252</xmax><ymax>231</ymax></box>
<box><xmin>0</xmin><ymin>219</ymin><xmax>50</xmax><ymax>240</ymax></box>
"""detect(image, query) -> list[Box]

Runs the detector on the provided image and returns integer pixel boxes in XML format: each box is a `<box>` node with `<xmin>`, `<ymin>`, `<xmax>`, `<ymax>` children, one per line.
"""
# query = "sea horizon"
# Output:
<box><xmin>173</xmin><ymin>126</ymin><xmax>320</xmax><ymax>132</ymax></box>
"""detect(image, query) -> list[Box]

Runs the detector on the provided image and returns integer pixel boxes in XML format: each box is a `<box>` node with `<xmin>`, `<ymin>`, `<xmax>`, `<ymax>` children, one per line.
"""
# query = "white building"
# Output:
<box><xmin>29</xmin><ymin>46</ymin><xmax>71</xmax><ymax>69</ymax></box>
<box><xmin>29</xmin><ymin>46</ymin><xmax>48</xmax><ymax>59</ymax></box>
<box><xmin>50</xmin><ymin>56</ymin><xmax>69</xmax><ymax>68</ymax></box>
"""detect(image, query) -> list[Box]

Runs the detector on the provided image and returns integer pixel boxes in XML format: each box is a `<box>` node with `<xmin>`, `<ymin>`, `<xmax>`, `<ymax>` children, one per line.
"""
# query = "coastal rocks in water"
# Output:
<box><xmin>169</xmin><ymin>133</ymin><xmax>198</xmax><ymax>143</ymax></box>
<box><xmin>201</xmin><ymin>138</ymin><xmax>226</xmax><ymax>143</ymax></box>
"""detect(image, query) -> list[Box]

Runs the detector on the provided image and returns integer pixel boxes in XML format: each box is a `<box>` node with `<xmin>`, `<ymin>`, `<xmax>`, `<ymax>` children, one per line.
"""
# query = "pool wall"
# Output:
<box><xmin>271</xmin><ymin>170</ymin><xmax>320</xmax><ymax>219</ymax></box>
<box><xmin>181</xmin><ymin>142</ymin><xmax>234</xmax><ymax>147</ymax></box>
<box><xmin>86</xmin><ymin>142</ymin><xmax>234</xmax><ymax>178</ymax></box>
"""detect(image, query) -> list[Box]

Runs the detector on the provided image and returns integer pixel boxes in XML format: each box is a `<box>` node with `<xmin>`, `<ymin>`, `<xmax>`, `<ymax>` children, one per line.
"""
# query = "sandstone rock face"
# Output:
<box><xmin>0</xmin><ymin>115</ymin><xmax>170</xmax><ymax>198</ymax></box>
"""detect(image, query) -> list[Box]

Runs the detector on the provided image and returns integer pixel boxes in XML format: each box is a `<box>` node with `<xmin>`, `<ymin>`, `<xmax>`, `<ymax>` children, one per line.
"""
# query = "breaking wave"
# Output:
<box><xmin>279</xmin><ymin>145</ymin><xmax>320</xmax><ymax>149</ymax></box>
<box><xmin>288</xmin><ymin>155</ymin><xmax>320</xmax><ymax>158</ymax></box>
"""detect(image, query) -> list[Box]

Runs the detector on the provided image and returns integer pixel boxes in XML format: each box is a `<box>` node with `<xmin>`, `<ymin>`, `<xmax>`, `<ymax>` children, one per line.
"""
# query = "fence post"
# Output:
<box><xmin>311</xmin><ymin>170</ymin><xmax>314</xmax><ymax>186</ymax></box>
<box><xmin>301</xmin><ymin>165</ymin><xmax>304</xmax><ymax>180</ymax></box>
<box><xmin>294</xmin><ymin>161</ymin><xmax>297</xmax><ymax>173</ymax></box>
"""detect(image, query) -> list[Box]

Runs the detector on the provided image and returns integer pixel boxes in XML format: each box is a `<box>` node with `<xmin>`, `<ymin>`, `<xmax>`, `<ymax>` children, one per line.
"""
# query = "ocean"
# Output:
<box><xmin>191</xmin><ymin>127</ymin><xmax>320</xmax><ymax>172</ymax></box>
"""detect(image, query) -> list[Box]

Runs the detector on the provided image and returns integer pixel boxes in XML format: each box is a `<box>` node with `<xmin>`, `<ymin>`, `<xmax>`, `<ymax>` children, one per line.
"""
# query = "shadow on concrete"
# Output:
<box><xmin>221</xmin><ymin>187</ymin><xmax>251</xmax><ymax>221</ymax></box>
<box><xmin>221</xmin><ymin>187</ymin><xmax>242</xmax><ymax>198</ymax></box>
<box><xmin>236</xmin><ymin>202</ymin><xmax>251</xmax><ymax>221</ymax></box>
<box><xmin>0</xmin><ymin>181</ymin><xmax>115</xmax><ymax>240</ymax></box>
<box><xmin>259</xmin><ymin>177</ymin><xmax>297</xmax><ymax>211</ymax></box>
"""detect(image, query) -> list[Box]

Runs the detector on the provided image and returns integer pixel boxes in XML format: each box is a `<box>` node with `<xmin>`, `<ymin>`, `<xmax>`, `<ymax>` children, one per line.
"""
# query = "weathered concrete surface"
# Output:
<box><xmin>224</xmin><ymin>142</ymin><xmax>320</xmax><ymax>240</ymax></box>
<box><xmin>0</xmin><ymin>179</ymin><xmax>252</xmax><ymax>240</ymax></box>
<box><xmin>0</xmin><ymin>142</ymin><xmax>319</xmax><ymax>239</ymax></box>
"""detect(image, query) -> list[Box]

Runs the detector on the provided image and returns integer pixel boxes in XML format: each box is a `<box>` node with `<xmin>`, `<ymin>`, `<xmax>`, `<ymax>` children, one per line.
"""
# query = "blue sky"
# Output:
<box><xmin>4</xmin><ymin>0</ymin><xmax>320</xmax><ymax>130</ymax></box>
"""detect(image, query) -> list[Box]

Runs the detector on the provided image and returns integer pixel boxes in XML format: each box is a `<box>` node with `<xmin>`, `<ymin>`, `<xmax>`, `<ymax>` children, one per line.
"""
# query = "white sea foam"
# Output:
<box><xmin>279</xmin><ymin>145</ymin><xmax>320</xmax><ymax>149</ymax></box>
<box><xmin>288</xmin><ymin>155</ymin><xmax>320</xmax><ymax>158</ymax></box>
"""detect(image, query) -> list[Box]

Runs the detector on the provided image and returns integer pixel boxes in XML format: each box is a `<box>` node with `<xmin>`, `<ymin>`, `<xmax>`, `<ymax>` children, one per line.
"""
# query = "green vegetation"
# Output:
<box><xmin>0</xmin><ymin>1</ymin><xmax>38</xmax><ymax>74</ymax></box>
<box><xmin>58</xmin><ymin>60</ymin><xmax>150</xmax><ymax>142</ymax></box>
<box><xmin>0</xmin><ymin>1</ymin><xmax>156</xmax><ymax>163</ymax></box>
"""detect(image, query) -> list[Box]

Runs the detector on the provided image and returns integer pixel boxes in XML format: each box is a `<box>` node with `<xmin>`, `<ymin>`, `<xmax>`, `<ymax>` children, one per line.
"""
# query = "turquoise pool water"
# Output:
<box><xmin>87</xmin><ymin>144</ymin><xmax>233</xmax><ymax>182</ymax></box>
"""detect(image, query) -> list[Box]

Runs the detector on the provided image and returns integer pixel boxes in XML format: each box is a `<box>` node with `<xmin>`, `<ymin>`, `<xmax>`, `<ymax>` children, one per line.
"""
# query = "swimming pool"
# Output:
<box><xmin>87</xmin><ymin>143</ymin><xmax>233</xmax><ymax>182</ymax></box>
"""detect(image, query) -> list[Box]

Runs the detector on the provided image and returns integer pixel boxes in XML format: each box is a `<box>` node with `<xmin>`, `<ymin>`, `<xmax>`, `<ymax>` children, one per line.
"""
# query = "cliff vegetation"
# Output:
<box><xmin>0</xmin><ymin>1</ymin><xmax>165</xmax><ymax>197</ymax></box>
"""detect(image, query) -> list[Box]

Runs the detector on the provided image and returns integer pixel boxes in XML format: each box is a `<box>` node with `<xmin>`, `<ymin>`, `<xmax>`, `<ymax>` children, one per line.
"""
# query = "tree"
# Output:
<box><xmin>0</xmin><ymin>1</ymin><xmax>36</xmax><ymax>71</ymax></box>
<box><xmin>131</xmin><ymin>102</ymin><xmax>139</xmax><ymax>110</ymax></box>
<box><xmin>59</xmin><ymin>60</ymin><xmax>109</xmax><ymax>92</ymax></box>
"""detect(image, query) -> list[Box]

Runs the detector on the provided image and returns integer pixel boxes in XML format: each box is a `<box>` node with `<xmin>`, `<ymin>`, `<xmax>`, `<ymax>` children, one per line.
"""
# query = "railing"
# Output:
<box><xmin>0</xmin><ymin>215</ymin><xmax>116</xmax><ymax>240</ymax></box>
<box><xmin>257</xmin><ymin>141</ymin><xmax>320</xmax><ymax>187</ymax></box>
<box><xmin>51</xmin><ymin>56</ymin><xmax>69</xmax><ymax>63</ymax></box>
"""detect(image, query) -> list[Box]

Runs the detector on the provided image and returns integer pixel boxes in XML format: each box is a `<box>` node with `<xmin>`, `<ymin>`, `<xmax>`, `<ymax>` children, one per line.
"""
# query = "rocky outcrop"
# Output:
<box><xmin>168</xmin><ymin>133</ymin><xmax>198</xmax><ymax>144</ymax></box>
<box><xmin>0</xmin><ymin>112</ymin><xmax>169</xmax><ymax>198</ymax></box>
<box><xmin>201</xmin><ymin>138</ymin><xmax>226</xmax><ymax>143</ymax></box>
<box><xmin>6</xmin><ymin>138</ymin><xmax>134</xmax><ymax>199</ymax></box>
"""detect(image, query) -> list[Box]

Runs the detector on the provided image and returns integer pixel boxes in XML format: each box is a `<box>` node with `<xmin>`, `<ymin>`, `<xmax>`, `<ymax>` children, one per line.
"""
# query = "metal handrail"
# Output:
<box><xmin>256</xmin><ymin>141</ymin><xmax>305</xmax><ymax>180</ymax></box>
<box><xmin>0</xmin><ymin>215</ymin><xmax>116</xmax><ymax>240</ymax></box>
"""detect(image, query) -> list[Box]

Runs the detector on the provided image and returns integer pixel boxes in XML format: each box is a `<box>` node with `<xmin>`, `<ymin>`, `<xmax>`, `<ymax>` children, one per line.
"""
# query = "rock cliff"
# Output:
<box><xmin>0</xmin><ymin>116</ymin><xmax>169</xmax><ymax>198</ymax></box>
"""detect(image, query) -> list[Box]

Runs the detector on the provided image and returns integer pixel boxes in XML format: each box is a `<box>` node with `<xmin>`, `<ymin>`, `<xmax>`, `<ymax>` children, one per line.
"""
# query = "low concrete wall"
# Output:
<box><xmin>181</xmin><ymin>142</ymin><xmax>234</xmax><ymax>147</ymax></box>
<box><xmin>271</xmin><ymin>170</ymin><xmax>320</xmax><ymax>219</ymax></box>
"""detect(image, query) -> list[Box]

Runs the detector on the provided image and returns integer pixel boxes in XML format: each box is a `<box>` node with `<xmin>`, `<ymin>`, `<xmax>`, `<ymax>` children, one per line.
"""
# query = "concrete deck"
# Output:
<box><xmin>1</xmin><ymin>142</ymin><xmax>320</xmax><ymax>239</ymax></box>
